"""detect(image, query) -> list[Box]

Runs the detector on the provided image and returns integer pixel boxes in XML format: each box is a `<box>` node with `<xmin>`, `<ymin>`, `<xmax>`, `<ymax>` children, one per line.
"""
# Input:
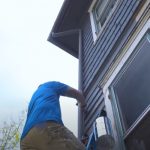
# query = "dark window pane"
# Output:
<box><xmin>111</xmin><ymin>33</ymin><xmax>150</xmax><ymax>150</ymax></box>
<box><xmin>125</xmin><ymin>109</ymin><xmax>150</xmax><ymax>150</ymax></box>
<box><xmin>113</xmin><ymin>36</ymin><xmax>150</xmax><ymax>130</ymax></box>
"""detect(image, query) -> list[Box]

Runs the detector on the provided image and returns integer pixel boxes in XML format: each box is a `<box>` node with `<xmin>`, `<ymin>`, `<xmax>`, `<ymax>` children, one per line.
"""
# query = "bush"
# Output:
<box><xmin>0</xmin><ymin>111</ymin><xmax>25</xmax><ymax>150</ymax></box>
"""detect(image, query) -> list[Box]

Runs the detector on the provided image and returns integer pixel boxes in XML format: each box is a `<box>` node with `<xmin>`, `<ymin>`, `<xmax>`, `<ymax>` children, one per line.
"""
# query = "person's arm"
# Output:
<box><xmin>64</xmin><ymin>87</ymin><xmax>86</xmax><ymax>107</ymax></box>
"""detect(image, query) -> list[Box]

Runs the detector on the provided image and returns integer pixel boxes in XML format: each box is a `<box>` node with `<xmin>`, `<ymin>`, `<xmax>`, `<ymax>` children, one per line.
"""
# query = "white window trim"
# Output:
<box><xmin>89</xmin><ymin>0</ymin><xmax>98</xmax><ymax>42</ymax></box>
<box><xmin>89</xmin><ymin>11</ymin><xmax>97</xmax><ymax>42</ymax></box>
<box><xmin>102</xmin><ymin>19</ymin><xmax>150</xmax><ymax>143</ymax></box>
<box><xmin>88</xmin><ymin>0</ymin><xmax>120</xmax><ymax>43</ymax></box>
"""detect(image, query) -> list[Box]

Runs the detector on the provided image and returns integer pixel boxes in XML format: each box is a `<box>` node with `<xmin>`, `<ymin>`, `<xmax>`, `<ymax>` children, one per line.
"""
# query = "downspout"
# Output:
<box><xmin>78</xmin><ymin>29</ymin><xmax>84</xmax><ymax>140</ymax></box>
<box><xmin>51</xmin><ymin>29</ymin><xmax>84</xmax><ymax>139</ymax></box>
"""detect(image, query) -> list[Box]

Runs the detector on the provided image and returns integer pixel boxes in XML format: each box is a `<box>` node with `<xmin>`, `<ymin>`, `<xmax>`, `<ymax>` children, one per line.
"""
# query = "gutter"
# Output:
<box><xmin>78</xmin><ymin>29</ymin><xmax>84</xmax><ymax>140</ymax></box>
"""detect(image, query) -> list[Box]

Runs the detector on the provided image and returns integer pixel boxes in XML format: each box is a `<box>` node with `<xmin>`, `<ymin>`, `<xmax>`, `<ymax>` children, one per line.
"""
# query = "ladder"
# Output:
<box><xmin>86</xmin><ymin>121</ymin><xmax>97</xmax><ymax>150</ymax></box>
<box><xmin>85</xmin><ymin>116</ymin><xmax>115</xmax><ymax>150</ymax></box>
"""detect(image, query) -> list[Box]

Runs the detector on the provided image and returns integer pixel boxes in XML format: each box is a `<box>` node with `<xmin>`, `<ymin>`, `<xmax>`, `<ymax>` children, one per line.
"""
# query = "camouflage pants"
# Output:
<box><xmin>20</xmin><ymin>121</ymin><xmax>85</xmax><ymax>150</ymax></box>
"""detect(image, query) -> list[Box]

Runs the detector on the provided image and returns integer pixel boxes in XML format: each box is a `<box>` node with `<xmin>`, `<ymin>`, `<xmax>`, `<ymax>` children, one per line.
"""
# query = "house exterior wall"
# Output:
<box><xmin>80</xmin><ymin>0</ymin><xmax>147</xmax><ymax>137</ymax></box>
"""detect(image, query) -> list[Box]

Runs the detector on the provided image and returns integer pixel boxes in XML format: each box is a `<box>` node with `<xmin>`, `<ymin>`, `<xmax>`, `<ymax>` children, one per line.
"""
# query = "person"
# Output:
<box><xmin>20</xmin><ymin>81</ymin><xmax>86</xmax><ymax>150</ymax></box>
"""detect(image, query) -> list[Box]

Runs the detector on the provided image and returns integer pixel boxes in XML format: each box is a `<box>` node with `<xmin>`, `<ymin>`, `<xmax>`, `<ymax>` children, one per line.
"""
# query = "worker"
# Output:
<box><xmin>20</xmin><ymin>81</ymin><xmax>86</xmax><ymax>150</ymax></box>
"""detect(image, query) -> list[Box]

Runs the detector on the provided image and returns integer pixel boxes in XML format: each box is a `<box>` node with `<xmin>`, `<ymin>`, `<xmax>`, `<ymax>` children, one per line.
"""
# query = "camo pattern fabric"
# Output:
<box><xmin>20</xmin><ymin>121</ymin><xmax>85</xmax><ymax>150</ymax></box>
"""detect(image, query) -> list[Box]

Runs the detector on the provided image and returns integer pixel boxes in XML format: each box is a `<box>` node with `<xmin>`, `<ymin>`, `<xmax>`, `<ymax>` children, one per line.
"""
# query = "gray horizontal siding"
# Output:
<box><xmin>83</xmin><ymin>86</ymin><xmax>105</xmax><ymax>135</ymax></box>
<box><xmin>82</xmin><ymin>0</ymin><xmax>142</xmax><ymax>92</ymax></box>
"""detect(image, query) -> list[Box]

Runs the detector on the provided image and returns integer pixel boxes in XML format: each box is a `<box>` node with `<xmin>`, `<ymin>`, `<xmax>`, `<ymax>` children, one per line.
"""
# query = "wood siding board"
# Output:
<box><xmin>86</xmin><ymin>97</ymin><xmax>104</xmax><ymax>121</ymax></box>
<box><xmin>83</xmin><ymin>58</ymin><xmax>98</xmax><ymax>87</ymax></box>
<box><xmin>84</xmin><ymin>40</ymin><xmax>97</xmax><ymax>71</ymax></box>
<box><xmin>132</xmin><ymin>0</ymin><xmax>142</xmax><ymax>13</ymax></box>
<box><xmin>86</xmin><ymin>90</ymin><xmax>103</xmax><ymax>112</ymax></box>
<box><xmin>83</xmin><ymin>39</ymin><xmax>93</xmax><ymax>62</ymax></box>
<box><xmin>83</xmin><ymin>29</ymin><xmax>107</xmax><ymax>75</ymax></box>
<box><xmin>120</xmin><ymin>1</ymin><xmax>136</xmax><ymax>26</ymax></box>
<box><xmin>86</xmin><ymin>88</ymin><xmax>101</xmax><ymax>105</ymax></box>
<box><xmin>83</xmin><ymin>31</ymin><xmax>93</xmax><ymax>48</ymax></box>
<box><xmin>119</xmin><ymin>0</ymin><xmax>132</xmax><ymax>23</ymax></box>
<box><xmin>82</xmin><ymin>16</ymin><xmax>92</xmax><ymax>45</ymax></box>
<box><xmin>83</xmin><ymin>27</ymin><xmax>92</xmax><ymax>48</ymax></box>
<box><xmin>82</xmin><ymin>30</ymin><xmax>95</xmax><ymax>67</ymax></box>
<box><xmin>84</xmin><ymin>81</ymin><xmax>100</xmax><ymax>100</ymax></box>
<box><xmin>85</xmin><ymin>101</ymin><xmax>105</xmax><ymax>134</ymax></box>
<box><xmin>85</xmin><ymin>98</ymin><xmax>104</xmax><ymax>127</ymax></box>
<box><xmin>82</xmin><ymin>41</ymin><xmax>93</xmax><ymax>63</ymax></box>
<box><xmin>83</xmin><ymin>34</ymin><xmax>105</xmax><ymax>81</ymax></box>
<box><xmin>83</xmin><ymin>39</ymin><xmax>94</xmax><ymax>63</ymax></box>
<box><xmin>86</xmin><ymin>93</ymin><xmax>100</xmax><ymax>108</ymax></box>
<box><xmin>85</xmin><ymin>112</ymin><xmax>100</xmax><ymax>134</ymax></box>
<box><xmin>83</xmin><ymin>22</ymin><xmax>119</xmax><ymax>82</ymax></box>
<box><xmin>85</xmin><ymin>114</ymin><xmax>99</xmax><ymax>134</ymax></box>
<box><xmin>83</xmin><ymin>21</ymin><xmax>92</xmax><ymax>43</ymax></box>
<box><xmin>105</xmin><ymin>0</ymin><xmax>127</xmax><ymax>27</ymax></box>
<box><xmin>83</xmin><ymin>35</ymin><xmax>93</xmax><ymax>60</ymax></box>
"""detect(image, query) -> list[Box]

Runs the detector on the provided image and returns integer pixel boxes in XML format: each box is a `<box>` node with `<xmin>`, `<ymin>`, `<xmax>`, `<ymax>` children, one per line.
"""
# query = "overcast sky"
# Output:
<box><xmin>0</xmin><ymin>0</ymin><xmax>78</xmax><ymax>136</ymax></box>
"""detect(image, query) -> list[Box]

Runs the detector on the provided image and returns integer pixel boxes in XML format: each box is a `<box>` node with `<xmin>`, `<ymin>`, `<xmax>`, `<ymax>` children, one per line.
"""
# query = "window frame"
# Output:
<box><xmin>89</xmin><ymin>0</ymin><xmax>119</xmax><ymax>42</ymax></box>
<box><xmin>110</xmin><ymin>31</ymin><xmax>150</xmax><ymax>132</ymax></box>
<box><xmin>102</xmin><ymin>20</ymin><xmax>150</xmax><ymax>149</ymax></box>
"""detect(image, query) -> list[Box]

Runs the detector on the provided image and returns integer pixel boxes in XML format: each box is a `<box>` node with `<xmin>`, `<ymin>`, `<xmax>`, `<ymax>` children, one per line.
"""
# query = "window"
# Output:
<box><xmin>110</xmin><ymin>31</ymin><xmax>150</xmax><ymax>149</ymax></box>
<box><xmin>89</xmin><ymin>0</ymin><xmax>118</xmax><ymax>41</ymax></box>
<box><xmin>112</xmin><ymin>33</ymin><xmax>150</xmax><ymax>131</ymax></box>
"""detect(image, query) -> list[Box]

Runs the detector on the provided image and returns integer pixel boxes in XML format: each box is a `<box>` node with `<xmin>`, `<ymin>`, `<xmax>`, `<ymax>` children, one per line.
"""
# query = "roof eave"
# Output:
<box><xmin>48</xmin><ymin>33</ymin><xmax>78</xmax><ymax>58</ymax></box>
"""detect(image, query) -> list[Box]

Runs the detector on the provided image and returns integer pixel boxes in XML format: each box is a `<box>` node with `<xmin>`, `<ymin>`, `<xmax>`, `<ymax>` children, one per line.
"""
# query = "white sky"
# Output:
<box><xmin>0</xmin><ymin>0</ymin><xmax>78</xmax><ymax>136</ymax></box>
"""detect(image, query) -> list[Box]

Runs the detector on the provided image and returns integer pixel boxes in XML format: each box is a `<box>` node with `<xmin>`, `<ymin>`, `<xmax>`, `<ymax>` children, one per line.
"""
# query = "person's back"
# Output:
<box><xmin>20</xmin><ymin>81</ymin><xmax>86</xmax><ymax>150</ymax></box>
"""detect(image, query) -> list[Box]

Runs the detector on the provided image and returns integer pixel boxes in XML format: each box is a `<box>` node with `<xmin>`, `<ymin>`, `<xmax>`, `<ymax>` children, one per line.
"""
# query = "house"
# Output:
<box><xmin>48</xmin><ymin>0</ymin><xmax>150</xmax><ymax>149</ymax></box>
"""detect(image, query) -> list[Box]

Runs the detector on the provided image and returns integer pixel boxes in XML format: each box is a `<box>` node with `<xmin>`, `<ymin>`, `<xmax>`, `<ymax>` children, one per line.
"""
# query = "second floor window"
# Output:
<box><xmin>89</xmin><ymin>0</ymin><xmax>118</xmax><ymax>41</ymax></box>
